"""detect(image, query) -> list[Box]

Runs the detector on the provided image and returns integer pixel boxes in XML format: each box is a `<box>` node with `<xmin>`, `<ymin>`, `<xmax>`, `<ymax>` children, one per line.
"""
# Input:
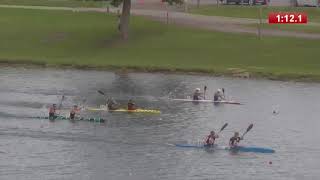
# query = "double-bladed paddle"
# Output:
<box><xmin>58</xmin><ymin>95</ymin><xmax>65</xmax><ymax>110</ymax></box>
<box><xmin>98</xmin><ymin>90</ymin><xmax>106</xmax><ymax>96</ymax></box>
<box><xmin>204</xmin><ymin>86</ymin><xmax>207</xmax><ymax>100</ymax></box>
<box><xmin>218</xmin><ymin>123</ymin><xmax>228</xmax><ymax>134</ymax></box>
<box><xmin>241</xmin><ymin>124</ymin><xmax>253</xmax><ymax>139</ymax></box>
<box><xmin>98</xmin><ymin>90</ymin><xmax>122</xmax><ymax>109</ymax></box>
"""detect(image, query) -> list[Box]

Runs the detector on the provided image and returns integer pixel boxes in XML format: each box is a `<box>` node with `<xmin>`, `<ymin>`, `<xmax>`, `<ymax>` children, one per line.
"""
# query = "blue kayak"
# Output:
<box><xmin>232</xmin><ymin>146</ymin><xmax>275</xmax><ymax>153</ymax></box>
<box><xmin>174</xmin><ymin>144</ymin><xmax>275</xmax><ymax>153</ymax></box>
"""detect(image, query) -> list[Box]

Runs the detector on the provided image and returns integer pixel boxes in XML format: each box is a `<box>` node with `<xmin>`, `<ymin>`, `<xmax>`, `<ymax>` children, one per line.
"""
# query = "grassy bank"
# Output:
<box><xmin>1</xmin><ymin>8</ymin><xmax>320</xmax><ymax>81</ymax></box>
<box><xmin>246</xmin><ymin>23</ymin><xmax>320</xmax><ymax>34</ymax></box>
<box><xmin>191</xmin><ymin>5</ymin><xmax>320</xmax><ymax>22</ymax></box>
<box><xmin>0</xmin><ymin>0</ymin><xmax>109</xmax><ymax>7</ymax></box>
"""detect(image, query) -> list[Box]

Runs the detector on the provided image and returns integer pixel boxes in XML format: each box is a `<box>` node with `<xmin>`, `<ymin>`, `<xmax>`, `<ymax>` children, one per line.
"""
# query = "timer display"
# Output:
<box><xmin>269</xmin><ymin>12</ymin><xmax>307</xmax><ymax>24</ymax></box>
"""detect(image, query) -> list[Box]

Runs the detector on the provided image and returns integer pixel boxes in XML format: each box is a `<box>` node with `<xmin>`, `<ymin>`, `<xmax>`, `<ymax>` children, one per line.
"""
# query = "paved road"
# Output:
<box><xmin>1</xmin><ymin>4</ymin><xmax>320</xmax><ymax>39</ymax></box>
<box><xmin>131</xmin><ymin>0</ymin><xmax>294</xmax><ymax>6</ymax></box>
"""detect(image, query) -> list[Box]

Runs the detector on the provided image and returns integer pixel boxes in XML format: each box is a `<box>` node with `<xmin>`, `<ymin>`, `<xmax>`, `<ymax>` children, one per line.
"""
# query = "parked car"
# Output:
<box><xmin>252</xmin><ymin>0</ymin><xmax>267</xmax><ymax>5</ymax></box>
<box><xmin>226</xmin><ymin>0</ymin><xmax>267</xmax><ymax>5</ymax></box>
<box><xmin>226</xmin><ymin>0</ymin><xmax>250</xmax><ymax>4</ymax></box>
<box><xmin>297</xmin><ymin>0</ymin><xmax>319</xmax><ymax>7</ymax></box>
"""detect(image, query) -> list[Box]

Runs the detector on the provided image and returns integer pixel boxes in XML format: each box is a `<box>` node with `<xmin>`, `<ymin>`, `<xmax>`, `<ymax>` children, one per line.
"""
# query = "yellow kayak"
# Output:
<box><xmin>86</xmin><ymin>107</ymin><xmax>161</xmax><ymax>114</ymax></box>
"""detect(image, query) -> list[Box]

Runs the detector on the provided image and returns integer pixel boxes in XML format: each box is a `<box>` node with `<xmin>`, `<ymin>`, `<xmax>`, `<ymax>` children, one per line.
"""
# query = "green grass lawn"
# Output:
<box><xmin>191</xmin><ymin>5</ymin><xmax>320</xmax><ymax>22</ymax></box>
<box><xmin>247</xmin><ymin>23</ymin><xmax>320</xmax><ymax>34</ymax></box>
<box><xmin>0</xmin><ymin>0</ymin><xmax>109</xmax><ymax>7</ymax></box>
<box><xmin>1</xmin><ymin>8</ymin><xmax>320</xmax><ymax>81</ymax></box>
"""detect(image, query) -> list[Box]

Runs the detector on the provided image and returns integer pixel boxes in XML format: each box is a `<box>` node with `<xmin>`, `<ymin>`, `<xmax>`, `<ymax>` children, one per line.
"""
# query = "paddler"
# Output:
<box><xmin>193</xmin><ymin>88</ymin><xmax>203</xmax><ymax>100</ymax></box>
<box><xmin>128</xmin><ymin>99</ymin><xmax>137</xmax><ymax>110</ymax></box>
<box><xmin>204</xmin><ymin>131</ymin><xmax>219</xmax><ymax>146</ymax></box>
<box><xmin>229</xmin><ymin>132</ymin><xmax>242</xmax><ymax>148</ymax></box>
<box><xmin>214</xmin><ymin>89</ymin><xmax>225</xmax><ymax>101</ymax></box>
<box><xmin>69</xmin><ymin>105</ymin><xmax>81</xmax><ymax>120</ymax></box>
<box><xmin>107</xmin><ymin>98</ymin><xmax>120</xmax><ymax>110</ymax></box>
<box><xmin>48</xmin><ymin>104</ymin><xmax>57</xmax><ymax>119</ymax></box>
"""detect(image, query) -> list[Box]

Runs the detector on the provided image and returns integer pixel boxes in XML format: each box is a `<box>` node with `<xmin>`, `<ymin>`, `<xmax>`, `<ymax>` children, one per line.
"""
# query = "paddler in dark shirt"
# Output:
<box><xmin>107</xmin><ymin>98</ymin><xmax>120</xmax><ymax>110</ymax></box>
<box><xmin>48</xmin><ymin>104</ymin><xmax>57</xmax><ymax>119</ymax></box>
<box><xmin>193</xmin><ymin>88</ymin><xmax>203</xmax><ymax>100</ymax></box>
<box><xmin>69</xmin><ymin>105</ymin><xmax>81</xmax><ymax>120</ymax></box>
<box><xmin>128</xmin><ymin>99</ymin><xmax>137</xmax><ymax>110</ymax></box>
<box><xmin>204</xmin><ymin>131</ymin><xmax>219</xmax><ymax>146</ymax></box>
<box><xmin>229</xmin><ymin>132</ymin><xmax>242</xmax><ymax>148</ymax></box>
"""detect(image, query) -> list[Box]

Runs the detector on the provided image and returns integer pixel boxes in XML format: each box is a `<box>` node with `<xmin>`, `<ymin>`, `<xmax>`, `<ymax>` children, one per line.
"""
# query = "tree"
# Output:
<box><xmin>111</xmin><ymin>0</ymin><xmax>130</xmax><ymax>40</ymax></box>
<box><xmin>111</xmin><ymin>0</ymin><xmax>183</xmax><ymax>40</ymax></box>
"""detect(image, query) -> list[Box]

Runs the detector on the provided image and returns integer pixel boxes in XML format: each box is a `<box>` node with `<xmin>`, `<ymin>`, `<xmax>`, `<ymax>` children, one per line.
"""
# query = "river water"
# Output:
<box><xmin>0</xmin><ymin>67</ymin><xmax>319</xmax><ymax>180</ymax></box>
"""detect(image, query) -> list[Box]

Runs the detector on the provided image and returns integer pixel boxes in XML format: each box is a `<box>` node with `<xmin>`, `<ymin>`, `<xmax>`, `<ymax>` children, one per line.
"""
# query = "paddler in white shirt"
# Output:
<box><xmin>107</xmin><ymin>98</ymin><xmax>120</xmax><ymax>110</ymax></box>
<box><xmin>193</xmin><ymin>88</ymin><xmax>203</xmax><ymax>100</ymax></box>
<box><xmin>214</xmin><ymin>88</ymin><xmax>225</xmax><ymax>101</ymax></box>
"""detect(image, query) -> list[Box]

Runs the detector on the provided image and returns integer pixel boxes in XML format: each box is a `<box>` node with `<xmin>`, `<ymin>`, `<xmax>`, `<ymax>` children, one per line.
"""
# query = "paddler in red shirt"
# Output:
<box><xmin>128</xmin><ymin>99</ymin><xmax>137</xmax><ymax>110</ymax></box>
<box><xmin>204</xmin><ymin>131</ymin><xmax>219</xmax><ymax>146</ymax></box>
<box><xmin>69</xmin><ymin>105</ymin><xmax>81</xmax><ymax>120</ymax></box>
<box><xmin>48</xmin><ymin>104</ymin><xmax>57</xmax><ymax>119</ymax></box>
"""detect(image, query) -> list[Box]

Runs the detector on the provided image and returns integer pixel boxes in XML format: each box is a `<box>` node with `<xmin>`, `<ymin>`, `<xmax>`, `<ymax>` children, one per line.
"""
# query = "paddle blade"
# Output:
<box><xmin>58</xmin><ymin>95</ymin><xmax>65</xmax><ymax>109</ymax></box>
<box><xmin>204</xmin><ymin>86</ymin><xmax>207</xmax><ymax>91</ymax></box>
<box><xmin>97</xmin><ymin>90</ymin><xmax>105</xmax><ymax>95</ymax></box>
<box><xmin>246</xmin><ymin>124</ymin><xmax>253</xmax><ymax>133</ymax></box>
<box><xmin>241</xmin><ymin>124</ymin><xmax>253</xmax><ymax>139</ymax></box>
<box><xmin>220</xmin><ymin>123</ymin><xmax>228</xmax><ymax>132</ymax></box>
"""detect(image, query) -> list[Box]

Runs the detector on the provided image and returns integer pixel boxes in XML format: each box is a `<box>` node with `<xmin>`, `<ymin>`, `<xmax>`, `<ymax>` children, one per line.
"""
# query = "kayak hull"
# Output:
<box><xmin>87</xmin><ymin>108</ymin><xmax>161</xmax><ymax>114</ymax></box>
<box><xmin>174</xmin><ymin>144</ymin><xmax>275</xmax><ymax>153</ymax></box>
<box><xmin>29</xmin><ymin>116</ymin><xmax>105</xmax><ymax>123</ymax></box>
<box><xmin>233</xmin><ymin>146</ymin><xmax>275</xmax><ymax>153</ymax></box>
<box><xmin>171</xmin><ymin>99</ymin><xmax>242</xmax><ymax>105</ymax></box>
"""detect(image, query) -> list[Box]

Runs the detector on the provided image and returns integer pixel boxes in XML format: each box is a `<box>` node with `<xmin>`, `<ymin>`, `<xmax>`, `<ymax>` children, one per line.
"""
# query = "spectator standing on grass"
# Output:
<box><xmin>118</xmin><ymin>15</ymin><xmax>121</xmax><ymax>31</ymax></box>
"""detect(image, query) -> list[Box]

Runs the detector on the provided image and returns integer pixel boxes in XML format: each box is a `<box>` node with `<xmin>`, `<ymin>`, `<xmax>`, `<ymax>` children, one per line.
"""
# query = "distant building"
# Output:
<box><xmin>269</xmin><ymin>0</ymin><xmax>319</xmax><ymax>6</ymax></box>
<box><xmin>268</xmin><ymin>0</ymin><xmax>293</xmax><ymax>6</ymax></box>
<box><xmin>296</xmin><ymin>0</ymin><xmax>319</xmax><ymax>6</ymax></box>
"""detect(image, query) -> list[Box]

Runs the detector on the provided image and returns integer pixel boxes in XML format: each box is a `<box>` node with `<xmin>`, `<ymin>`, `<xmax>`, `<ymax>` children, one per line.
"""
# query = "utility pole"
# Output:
<box><xmin>184</xmin><ymin>0</ymin><xmax>188</xmax><ymax>12</ymax></box>
<box><xmin>257</xmin><ymin>6</ymin><xmax>262</xmax><ymax>39</ymax></box>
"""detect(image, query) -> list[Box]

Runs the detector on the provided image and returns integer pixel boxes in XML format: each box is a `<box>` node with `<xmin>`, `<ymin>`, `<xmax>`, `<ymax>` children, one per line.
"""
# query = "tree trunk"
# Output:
<box><xmin>120</xmin><ymin>0</ymin><xmax>131</xmax><ymax>40</ymax></box>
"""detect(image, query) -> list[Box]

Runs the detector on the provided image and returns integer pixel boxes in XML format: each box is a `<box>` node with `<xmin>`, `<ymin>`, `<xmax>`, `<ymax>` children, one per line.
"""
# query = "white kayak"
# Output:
<box><xmin>171</xmin><ymin>98</ymin><xmax>243</xmax><ymax>105</ymax></box>
<box><xmin>86</xmin><ymin>107</ymin><xmax>161</xmax><ymax>114</ymax></box>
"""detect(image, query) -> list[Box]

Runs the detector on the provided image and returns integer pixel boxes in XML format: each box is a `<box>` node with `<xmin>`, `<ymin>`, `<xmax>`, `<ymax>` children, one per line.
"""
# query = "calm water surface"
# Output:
<box><xmin>0</xmin><ymin>67</ymin><xmax>320</xmax><ymax>180</ymax></box>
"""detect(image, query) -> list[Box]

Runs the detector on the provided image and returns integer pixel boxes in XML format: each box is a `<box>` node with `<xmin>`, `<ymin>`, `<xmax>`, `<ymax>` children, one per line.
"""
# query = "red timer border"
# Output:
<box><xmin>269</xmin><ymin>12</ymin><xmax>308</xmax><ymax>24</ymax></box>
